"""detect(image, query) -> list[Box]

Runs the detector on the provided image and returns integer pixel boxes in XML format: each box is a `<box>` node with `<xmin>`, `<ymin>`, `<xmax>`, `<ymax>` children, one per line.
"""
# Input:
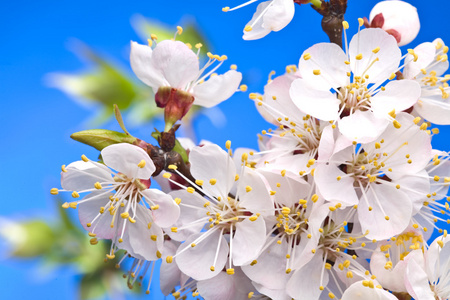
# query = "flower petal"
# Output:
<box><xmin>371</xmin><ymin>80</ymin><xmax>420</xmax><ymax>118</ymax></box>
<box><xmin>339</xmin><ymin>110</ymin><xmax>388</xmax><ymax>143</ymax></box>
<box><xmin>192</xmin><ymin>70</ymin><xmax>242</xmax><ymax>108</ymax></box>
<box><xmin>298</xmin><ymin>42</ymin><xmax>349</xmax><ymax>90</ymax></box>
<box><xmin>349</xmin><ymin>28</ymin><xmax>400</xmax><ymax>84</ymax></box>
<box><xmin>101</xmin><ymin>143</ymin><xmax>155</xmax><ymax>179</ymax></box>
<box><xmin>150</xmin><ymin>40</ymin><xmax>199</xmax><ymax>89</ymax></box>
<box><xmin>232</xmin><ymin>217</ymin><xmax>266</xmax><ymax>266</ymax></box>
<box><xmin>141</xmin><ymin>189</ymin><xmax>180</xmax><ymax>228</ymax></box>
<box><xmin>61</xmin><ymin>160</ymin><xmax>113</xmax><ymax>191</ymax></box>
<box><xmin>130</xmin><ymin>41</ymin><xmax>165</xmax><ymax>91</ymax></box>
<box><xmin>290</xmin><ymin>78</ymin><xmax>340</xmax><ymax>121</ymax></box>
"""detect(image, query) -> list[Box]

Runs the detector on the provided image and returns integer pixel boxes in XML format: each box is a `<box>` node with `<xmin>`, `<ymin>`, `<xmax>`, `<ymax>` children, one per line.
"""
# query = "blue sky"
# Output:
<box><xmin>1</xmin><ymin>0</ymin><xmax>450</xmax><ymax>299</ymax></box>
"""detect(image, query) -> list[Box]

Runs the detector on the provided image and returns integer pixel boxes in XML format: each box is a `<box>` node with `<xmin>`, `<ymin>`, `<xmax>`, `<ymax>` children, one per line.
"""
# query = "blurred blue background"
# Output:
<box><xmin>1</xmin><ymin>0</ymin><xmax>450</xmax><ymax>299</ymax></box>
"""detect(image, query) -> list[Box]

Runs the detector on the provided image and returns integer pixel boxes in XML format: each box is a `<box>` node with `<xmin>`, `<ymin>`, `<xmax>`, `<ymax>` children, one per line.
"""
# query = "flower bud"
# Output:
<box><xmin>368</xmin><ymin>0</ymin><xmax>420</xmax><ymax>46</ymax></box>
<box><xmin>155</xmin><ymin>87</ymin><xmax>195</xmax><ymax>131</ymax></box>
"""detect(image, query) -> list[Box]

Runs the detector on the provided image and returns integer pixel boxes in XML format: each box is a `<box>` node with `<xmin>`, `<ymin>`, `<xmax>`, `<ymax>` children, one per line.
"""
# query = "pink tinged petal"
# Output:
<box><xmin>414</xmin><ymin>95</ymin><xmax>450</xmax><ymax>125</ymax></box>
<box><xmin>369</xmin><ymin>1</ymin><xmax>420</xmax><ymax>47</ymax></box>
<box><xmin>349</xmin><ymin>28</ymin><xmax>400</xmax><ymax>83</ymax></box>
<box><xmin>314</xmin><ymin>164</ymin><xmax>359</xmax><ymax>206</ymax></box>
<box><xmin>290</xmin><ymin>78</ymin><xmax>340</xmax><ymax>121</ymax></box>
<box><xmin>101</xmin><ymin>143</ymin><xmax>155</xmax><ymax>179</ymax></box>
<box><xmin>298</xmin><ymin>42</ymin><xmax>349</xmax><ymax>90</ymax></box>
<box><xmin>370</xmin><ymin>249</ymin><xmax>408</xmax><ymax>292</ymax></box>
<box><xmin>124</xmin><ymin>205</ymin><xmax>162</xmax><ymax>261</ymax></box>
<box><xmin>318</xmin><ymin>124</ymin><xmax>353</xmax><ymax>162</ymax></box>
<box><xmin>339</xmin><ymin>110</ymin><xmax>388</xmax><ymax>143</ymax></box>
<box><xmin>175</xmin><ymin>230</ymin><xmax>229</xmax><ymax>281</ymax></box>
<box><xmin>160</xmin><ymin>240</ymin><xmax>182</xmax><ymax>296</ymax></box>
<box><xmin>197</xmin><ymin>267</ymin><xmax>254</xmax><ymax>300</ymax></box>
<box><xmin>241</xmin><ymin>237</ymin><xmax>290</xmax><ymax>290</ymax></box>
<box><xmin>242</xmin><ymin>1</ymin><xmax>272</xmax><ymax>40</ymax></box>
<box><xmin>286</xmin><ymin>249</ymin><xmax>329</xmax><ymax>300</ymax></box>
<box><xmin>358</xmin><ymin>184</ymin><xmax>412</xmax><ymax>240</ymax></box>
<box><xmin>403</xmin><ymin>42</ymin><xmax>436</xmax><ymax>79</ymax></box>
<box><xmin>371</xmin><ymin>80</ymin><xmax>421</xmax><ymax>118</ymax></box>
<box><xmin>192</xmin><ymin>70</ymin><xmax>242</xmax><ymax>108</ymax></box>
<box><xmin>78</xmin><ymin>192</ymin><xmax>117</xmax><ymax>239</ymax></box>
<box><xmin>189</xmin><ymin>144</ymin><xmax>236</xmax><ymax>199</ymax></box>
<box><xmin>130</xmin><ymin>41</ymin><xmax>165</xmax><ymax>91</ymax></box>
<box><xmin>141</xmin><ymin>189</ymin><xmax>180</xmax><ymax>228</ymax></box>
<box><xmin>150</xmin><ymin>40</ymin><xmax>199</xmax><ymax>89</ymax></box>
<box><xmin>405</xmin><ymin>258</ymin><xmax>435</xmax><ymax>300</ymax></box>
<box><xmin>61</xmin><ymin>161</ymin><xmax>113</xmax><ymax>191</ymax></box>
<box><xmin>238</xmin><ymin>167</ymin><xmax>273</xmax><ymax>216</ymax></box>
<box><xmin>232</xmin><ymin>217</ymin><xmax>266</xmax><ymax>266</ymax></box>
<box><xmin>341</xmin><ymin>280</ymin><xmax>399</xmax><ymax>300</ymax></box>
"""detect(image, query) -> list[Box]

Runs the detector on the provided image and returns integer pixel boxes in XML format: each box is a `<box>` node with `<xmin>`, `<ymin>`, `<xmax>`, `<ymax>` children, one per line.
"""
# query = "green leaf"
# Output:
<box><xmin>71</xmin><ymin>129</ymin><xmax>137</xmax><ymax>151</ymax></box>
<box><xmin>8</xmin><ymin>221</ymin><xmax>56</xmax><ymax>257</ymax></box>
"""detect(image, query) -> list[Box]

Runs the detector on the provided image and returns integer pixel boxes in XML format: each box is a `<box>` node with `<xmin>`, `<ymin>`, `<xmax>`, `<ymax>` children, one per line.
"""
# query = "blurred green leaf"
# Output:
<box><xmin>8</xmin><ymin>220</ymin><xmax>55</xmax><ymax>257</ymax></box>
<box><xmin>71</xmin><ymin>129</ymin><xmax>137</xmax><ymax>151</ymax></box>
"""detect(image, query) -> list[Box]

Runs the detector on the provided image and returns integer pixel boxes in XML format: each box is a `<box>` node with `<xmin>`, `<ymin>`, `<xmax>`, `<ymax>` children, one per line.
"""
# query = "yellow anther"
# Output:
<box><xmin>72</xmin><ymin>191</ymin><xmax>80</xmax><ymax>198</ymax></box>
<box><xmin>120</xmin><ymin>212</ymin><xmax>129</xmax><ymax>219</ymax></box>
<box><xmin>372</xmin><ymin>47</ymin><xmax>380</xmax><ymax>54</ymax></box>
<box><xmin>151</xmin><ymin>205</ymin><xmax>160</xmax><ymax>210</ymax></box>
<box><xmin>244</xmin><ymin>25</ymin><xmax>252</xmax><ymax>32</ymax></box>
<box><xmin>137</xmin><ymin>160</ymin><xmax>146</xmax><ymax>168</ymax></box>
<box><xmin>195</xmin><ymin>179</ymin><xmax>204</xmax><ymax>186</ymax></box>
<box><xmin>248</xmin><ymin>292</ymin><xmax>254</xmax><ymax>298</ymax></box>
<box><xmin>150</xmin><ymin>34</ymin><xmax>158</xmax><ymax>40</ymax></box>
<box><xmin>150</xmin><ymin>235</ymin><xmax>157</xmax><ymax>241</ymax></box>
<box><xmin>226</xmin><ymin>268</ymin><xmax>235</xmax><ymax>275</ymax></box>
<box><xmin>239</xmin><ymin>84</ymin><xmax>248</xmax><ymax>92</ymax></box>
<box><xmin>81</xmin><ymin>154</ymin><xmax>89</xmax><ymax>162</ymax></box>
<box><xmin>249</xmin><ymin>215</ymin><xmax>258</xmax><ymax>221</ymax></box>
<box><xmin>168</xmin><ymin>164</ymin><xmax>177</xmax><ymax>170</ymax></box>
<box><xmin>385</xmin><ymin>216</ymin><xmax>390</xmax><ymax>220</ymax></box>
<box><xmin>342</xmin><ymin>21</ymin><xmax>349</xmax><ymax>29</ymax></box>
<box><xmin>50</xmin><ymin>188</ymin><xmax>59</xmax><ymax>195</ymax></box>
<box><xmin>246</xmin><ymin>186</ymin><xmax>252</xmax><ymax>192</ymax></box>
<box><xmin>313</xmin><ymin>70</ymin><xmax>321</xmax><ymax>75</ymax></box>
<box><xmin>186</xmin><ymin>187</ymin><xmax>195</xmax><ymax>193</ymax></box>
<box><xmin>222</xmin><ymin>6</ymin><xmax>230</xmax><ymax>12</ymax></box>
<box><xmin>166</xmin><ymin>256</ymin><xmax>173</xmax><ymax>263</ymax></box>
<box><xmin>61</xmin><ymin>164</ymin><xmax>67</xmax><ymax>173</ymax></box>
<box><xmin>328</xmin><ymin>292</ymin><xmax>335</xmax><ymax>299</ymax></box>
<box><xmin>389</xmin><ymin>73</ymin><xmax>396</xmax><ymax>80</ymax></box>
<box><xmin>176</xmin><ymin>26</ymin><xmax>183</xmax><ymax>35</ymax></box>
<box><xmin>235</xmin><ymin>174</ymin><xmax>240</xmax><ymax>181</ymax></box>
<box><xmin>311</xmin><ymin>194</ymin><xmax>319</xmax><ymax>202</ymax></box>
<box><xmin>303</xmin><ymin>53</ymin><xmax>312</xmax><ymax>60</ymax></box>
<box><xmin>225</xmin><ymin>140</ymin><xmax>231</xmax><ymax>149</ymax></box>
<box><xmin>163</xmin><ymin>173</ymin><xmax>172</xmax><ymax>179</ymax></box>
<box><xmin>355</xmin><ymin>53</ymin><xmax>363</xmax><ymax>60</ymax></box>
<box><xmin>358</xmin><ymin>18</ymin><xmax>364</xmax><ymax>26</ymax></box>
<box><xmin>393</xmin><ymin>120</ymin><xmax>401</xmax><ymax>129</ymax></box>
<box><xmin>344</xmin><ymin>60</ymin><xmax>350</xmax><ymax>65</ymax></box>
<box><xmin>106</xmin><ymin>253</ymin><xmax>115</xmax><ymax>259</ymax></box>
<box><xmin>94</xmin><ymin>182</ymin><xmax>102</xmax><ymax>189</ymax></box>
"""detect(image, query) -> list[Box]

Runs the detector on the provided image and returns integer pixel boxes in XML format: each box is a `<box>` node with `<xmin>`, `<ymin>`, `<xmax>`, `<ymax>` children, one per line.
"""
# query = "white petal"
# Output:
<box><xmin>290</xmin><ymin>78</ymin><xmax>340</xmax><ymax>121</ymax></box>
<box><xmin>175</xmin><ymin>230</ymin><xmax>229</xmax><ymax>281</ymax></box>
<box><xmin>403</xmin><ymin>42</ymin><xmax>436</xmax><ymax>79</ymax></box>
<box><xmin>101</xmin><ymin>143</ymin><xmax>155</xmax><ymax>179</ymax></box>
<box><xmin>241</xmin><ymin>237</ymin><xmax>290</xmax><ymax>290</ymax></box>
<box><xmin>371</xmin><ymin>80</ymin><xmax>420</xmax><ymax>118</ymax></box>
<box><xmin>414</xmin><ymin>95</ymin><xmax>450</xmax><ymax>125</ymax></box>
<box><xmin>349</xmin><ymin>28</ymin><xmax>400</xmax><ymax>83</ymax></box>
<box><xmin>150</xmin><ymin>40</ymin><xmax>199</xmax><ymax>89</ymax></box>
<box><xmin>339</xmin><ymin>110</ymin><xmax>388</xmax><ymax>143</ymax></box>
<box><xmin>190</xmin><ymin>144</ymin><xmax>236</xmax><ymax>200</ymax></box>
<box><xmin>359</xmin><ymin>184</ymin><xmax>412</xmax><ymax>240</ymax></box>
<box><xmin>298</xmin><ymin>42</ymin><xmax>349</xmax><ymax>90</ymax></box>
<box><xmin>124</xmin><ymin>205</ymin><xmax>162</xmax><ymax>261</ymax></box>
<box><xmin>342</xmin><ymin>280</ymin><xmax>398</xmax><ymax>300</ymax></box>
<box><xmin>242</xmin><ymin>1</ymin><xmax>272</xmax><ymax>40</ymax></box>
<box><xmin>237</xmin><ymin>167</ymin><xmax>273</xmax><ymax>216</ymax></box>
<box><xmin>370</xmin><ymin>248</ymin><xmax>407</xmax><ymax>292</ymax></box>
<box><xmin>160</xmin><ymin>240</ymin><xmax>181</xmax><ymax>296</ymax></box>
<box><xmin>78</xmin><ymin>192</ymin><xmax>116</xmax><ymax>239</ymax></box>
<box><xmin>141</xmin><ymin>189</ymin><xmax>180</xmax><ymax>228</ymax></box>
<box><xmin>262</xmin><ymin>0</ymin><xmax>295</xmax><ymax>32</ymax></box>
<box><xmin>193</xmin><ymin>70</ymin><xmax>242</xmax><ymax>108</ymax></box>
<box><xmin>130</xmin><ymin>41</ymin><xmax>165</xmax><ymax>90</ymax></box>
<box><xmin>286</xmin><ymin>250</ymin><xmax>328</xmax><ymax>300</ymax></box>
<box><xmin>61</xmin><ymin>160</ymin><xmax>113</xmax><ymax>191</ymax></box>
<box><xmin>232</xmin><ymin>217</ymin><xmax>266</xmax><ymax>266</ymax></box>
<box><xmin>405</xmin><ymin>257</ymin><xmax>435</xmax><ymax>300</ymax></box>
<box><xmin>314</xmin><ymin>164</ymin><xmax>359</xmax><ymax>206</ymax></box>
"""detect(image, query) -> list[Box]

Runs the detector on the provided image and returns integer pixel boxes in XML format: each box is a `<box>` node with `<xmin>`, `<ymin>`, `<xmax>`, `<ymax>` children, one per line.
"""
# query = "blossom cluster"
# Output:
<box><xmin>51</xmin><ymin>1</ymin><xmax>450</xmax><ymax>299</ymax></box>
